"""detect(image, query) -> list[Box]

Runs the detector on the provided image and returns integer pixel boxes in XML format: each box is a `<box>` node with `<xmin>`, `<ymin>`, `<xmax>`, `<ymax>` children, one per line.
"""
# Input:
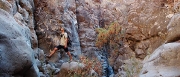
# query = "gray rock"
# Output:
<box><xmin>39</xmin><ymin>72</ymin><xmax>46</xmax><ymax>77</ymax></box>
<box><xmin>36</xmin><ymin>59</ymin><xmax>41</xmax><ymax>69</ymax></box>
<box><xmin>166</xmin><ymin>14</ymin><xmax>180</xmax><ymax>43</ymax></box>
<box><xmin>53</xmin><ymin>68</ymin><xmax>60</xmax><ymax>75</ymax></box>
<box><xmin>24</xmin><ymin>63</ymin><xmax>40</xmax><ymax>77</ymax></box>
<box><xmin>37</xmin><ymin>48</ymin><xmax>45</xmax><ymax>61</ymax></box>
<box><xmin>0</xmin><ymin>8</ymin><xmax>38</xmax><ymax>76</ymax></box>
<box><xmin>109</xmin><ymin>74</ymin><xmax>114</xmax><ymax>77</ymax></box>
<box><xmin>140</xmin><ymin>43</ymin><xmax>180</xmax><ymax>77</ymax></box>
<box><xmin>60</xmin><ymin>61</ymin><xmax>85</xmax><ymax>70</ymax></box>
<box><xmin>57</xmin><ymin>61</ymin><xmax>85</xmax><ymax>76</ymax></box>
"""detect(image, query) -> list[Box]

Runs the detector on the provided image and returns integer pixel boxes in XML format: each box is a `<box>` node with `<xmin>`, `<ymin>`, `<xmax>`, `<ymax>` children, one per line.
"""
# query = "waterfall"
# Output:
<box><xmin>64</xmin><ymin>0</ymin><xmax>114</xmax><ymax>76</ymax></box>
<box><xmin>70</xmin><ymin>18</ymin><xmax>81</xmax><ymax>55</ymax></box>
<box><xmin>95</xmin><ymin>51</ymin><xmax>114</xmax><ymax>77</ymax></box>
<box><xmin>63</xmin><ymin>0</ymin><xmax>81</xmax><ymax>56</ymax></box>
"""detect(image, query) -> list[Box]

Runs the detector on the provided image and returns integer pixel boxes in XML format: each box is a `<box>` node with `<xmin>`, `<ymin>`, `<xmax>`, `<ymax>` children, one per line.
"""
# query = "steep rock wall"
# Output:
<box><xmin>75</xmin><ymin>0</ymin><xmax>180</xmax><ymax>76</ymax></box>
<box><xmin>0</xmin><ymin>0</ymin><xmax>38</xmax><ymax>76</ymax></box>
<box><xmin>34</xmin><ymin>0</ymin><xmax>81</xmax><ymax>58</ymax></box>
<box><xmin>33</xmin><ymin>0</ymin><xmax>180</xmax><ymax>76</ymax></box>
<box><xmin>1</xmin><ymin>0</ymin><xmax>180</xmax><ymax>76</ymax></box>
<box><xmin>140</xmin><ymin>13</ymin><xmax>180</xmax><ymax>77</ymax></box>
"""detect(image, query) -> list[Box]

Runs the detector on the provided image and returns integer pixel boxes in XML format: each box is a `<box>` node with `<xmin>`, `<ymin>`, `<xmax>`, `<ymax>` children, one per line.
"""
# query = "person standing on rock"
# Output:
<box><xmin>48</xmin><ymin>27</ymin><xmax>72</xmax><ymax>61</ymax></box>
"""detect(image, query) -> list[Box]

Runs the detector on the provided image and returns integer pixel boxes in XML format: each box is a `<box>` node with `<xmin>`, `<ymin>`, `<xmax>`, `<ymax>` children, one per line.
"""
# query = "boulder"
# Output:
<box><xmin>140</xmin><ymin>43</ymin><xmax>180</xmax><ymax>77</ymax></box>
<box><xmin>58</xmin><ymin>61</ymin><xmax>85</xmax><ymax>77</ymax></box>
<box><xmin>60</xmin><ymin>61</ymin><xmax>85</xmax><ymax>70</ymax></box>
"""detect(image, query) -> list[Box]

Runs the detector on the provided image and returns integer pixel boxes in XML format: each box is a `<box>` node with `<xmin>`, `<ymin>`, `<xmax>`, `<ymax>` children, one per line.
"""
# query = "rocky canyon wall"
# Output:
<box><xmin>0</xmin><ymin>0</ymin><xmax>39</xmax><ymax>76</ymax></box>
<box><xmin>75</xmin><ymin>0</ymin><xmax>180</xmax><ymax>76</ymax></box>
<box><xmin>34</xmin><ymin>0</ymin><xmax>81</xmax><ymax>59</ymax></box>
<box><xmin>1</xmin><ymin>0</ymin><xmax>180</xmax><ymax>77</ymax></box>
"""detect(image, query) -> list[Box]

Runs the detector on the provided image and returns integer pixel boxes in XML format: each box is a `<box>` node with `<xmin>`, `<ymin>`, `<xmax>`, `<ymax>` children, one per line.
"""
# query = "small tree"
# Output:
<box><xmin>96</xmin><ymin>22</ymin><xmax>125</xmax><ymax>52</ymax></box>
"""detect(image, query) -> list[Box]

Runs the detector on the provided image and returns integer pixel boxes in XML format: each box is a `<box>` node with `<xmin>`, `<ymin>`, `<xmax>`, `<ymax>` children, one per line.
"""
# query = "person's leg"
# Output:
<box><xmin>48</xmin><ymin>45</ymin><xmax>61</xmax><ymax>57</ymax></box>
<box><xmin>67</xmin><ymin>51</ymin><xmax>72</xmax><ymax>61</ymax></box>
<box><xmin>48</xmin><ymin>48</ymin><xmax>58</xmax><ymax>57</ymax></box>
<box><xmin>64</xmin><ymin>47</ymin><xmax>72</xmax><ymax>61</ymax></box>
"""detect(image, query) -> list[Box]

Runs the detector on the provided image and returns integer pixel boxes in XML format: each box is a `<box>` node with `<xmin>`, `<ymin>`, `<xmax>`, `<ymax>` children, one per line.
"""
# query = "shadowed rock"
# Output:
<box><xmin>0</xmin><ymin>8</ymin><xmax>38</xmax><ymax>77</ymax></box>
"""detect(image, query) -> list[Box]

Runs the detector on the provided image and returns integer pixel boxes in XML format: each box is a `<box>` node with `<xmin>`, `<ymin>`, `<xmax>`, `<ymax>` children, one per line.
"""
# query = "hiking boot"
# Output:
<box><xmin>45</xmin><ymin>54</ymin><xmax>51</xmax><ymax>58</ymax></box>
<box><xmin>47</xmin><ymin>55</ymin><xmax>51</xmax><ymax>58</ymax></box>
<box><xmin>68</xmin><ymin>60</ymin><xmax>72</xmax><ymax>63</ymax></box>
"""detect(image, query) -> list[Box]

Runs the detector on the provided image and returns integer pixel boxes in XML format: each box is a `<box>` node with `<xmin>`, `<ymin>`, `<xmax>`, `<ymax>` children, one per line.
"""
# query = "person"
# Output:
<box><xmin>48</xmin><ymin>27</ymin><xmax>72</xmax><ymax>61</ymax></box>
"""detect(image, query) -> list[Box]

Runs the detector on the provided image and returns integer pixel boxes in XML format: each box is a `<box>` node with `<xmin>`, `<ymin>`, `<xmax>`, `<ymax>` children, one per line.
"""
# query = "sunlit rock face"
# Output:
<box><xmin>0</xmin><ymin>0</ymin><xmax>38</xmax><ymax>76</ymax></box>
<box><xmin>140</xmin><ymin>11</ymin><xmax>180</xmax><ymax>77</ymax></box>
<box><xmin>34</xmin><ymin>0</ymin><xmax>180</xmax><ymax>76</ymax></box>
<box><xmin>1</xmin><ymin>0</ymin><xmax>180</xmax><ymax>76</ymax></box>
<box><xmin>75</xmin><ymin>0</ymin><xmax>175</xmax><ymax>75</ymax></box>
<box><xmin>166</xmin><ymin>14</ymin><xmax>180</xmax><ymax>43</ymax></box>
<box><xmin>140</xmin><ymin>43</ymin><xmax>180</xmax><ymax>77</ymax></box>
<box><xmin>76</xmin><ymin>0</ymin><xmax>175</xmax><ymax>58</ymax></box>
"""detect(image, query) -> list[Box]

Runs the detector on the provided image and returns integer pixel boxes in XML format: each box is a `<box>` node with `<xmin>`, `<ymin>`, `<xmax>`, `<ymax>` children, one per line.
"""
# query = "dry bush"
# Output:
<box><xmin>79</xmin><ymin>55</ymin><xmax>102</xmax><ymax>77</ymax></box>
<box><xmin>96</xmin><ymin>22</ymin><xmax>125</xmax><ymax>49</ymax></box>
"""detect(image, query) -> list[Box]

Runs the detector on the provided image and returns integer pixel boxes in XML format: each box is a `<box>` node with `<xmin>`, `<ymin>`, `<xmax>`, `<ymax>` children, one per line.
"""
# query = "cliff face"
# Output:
<box><xmin>34</xmin><ymin>0</ymin><xmax>81</xmax><ymax>58</ymax></box>
<box><xmin>34</xmin><ymin>0</ymin><xmax>175</xmax><ymax>60</ymax></box>
<box><xmin>0</xmin><ymin>0</ymin><xmax>38</xmax><ymax>76</ymax></box>
<box><xmin>1</xmin><ymin>0</ymin><xmax>180</xmax><ymax>77</ymax></box>
<box><xmin>75</xmin><ymin>0</ymin><xmax>179</xmax><ymax>76</ymax></box>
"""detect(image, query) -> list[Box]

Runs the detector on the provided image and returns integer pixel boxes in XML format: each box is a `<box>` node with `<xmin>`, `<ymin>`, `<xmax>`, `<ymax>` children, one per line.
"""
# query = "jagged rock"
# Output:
<box><xmin>0</xmin><ymin>0</ymin><xmax>13</xmax><ymax>14</ymax></box>
<box><xmin>90</xmin><ymin>69</ymin><xmax>98</xmax><ymax>77</ymax></box>
<box><xmin>140</xmin><ymin>43</ymin><xmax>180</xmax><ymax>77</ymax></box>
<box><xmin>37</xmin><ymin>48</ymin><xmax>45</xmax><ymax>61</ymax></box>
<box><xmin>39</xmin><ymin>72</ymin><xmax>46</xmax><ymax>77</ymax></box>
<box><xmin>36</xmin><ymin>59</ymin><xmax>41</xmax><ymax>69</ymax></box>
<box><xmin>34</xmin><ymin>0</ymin><xmax>81</xmax><ymax>56</ymax></box>
<box><xmin>37</xmin><ymin>62</ymin><xmax>60</xmax><ymax>76</ymax></box>
<box><xmin>0</xmin><ymin>9</ymin><xmax>39</xmax><ymax>76</ymax></box>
